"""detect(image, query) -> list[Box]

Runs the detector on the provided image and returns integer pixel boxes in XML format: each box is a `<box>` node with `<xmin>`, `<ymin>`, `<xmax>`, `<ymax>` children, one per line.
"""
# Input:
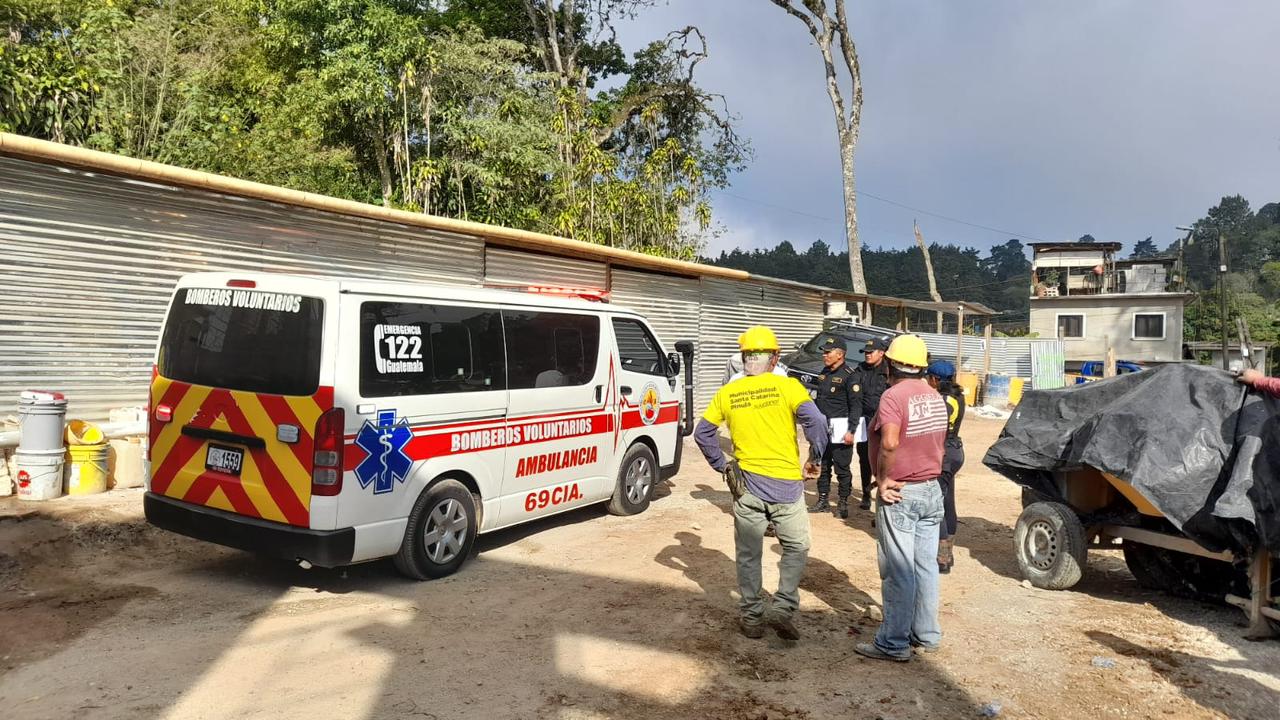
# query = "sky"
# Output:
<box><xmin>614</xmin><ymin>0</ymin><xmax>1280</xmax><ymax>257</ymax></box>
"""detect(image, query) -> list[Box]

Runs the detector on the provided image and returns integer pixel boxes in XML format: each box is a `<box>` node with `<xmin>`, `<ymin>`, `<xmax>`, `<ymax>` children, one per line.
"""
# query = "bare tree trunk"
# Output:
<box><xmin>913</xmin><ymin>220</ymin><xmax>944</xmax><ymax>332</ymax></box>
<box><xmin>771</xmin><ymin>0</ymin><xmax>866</xmax><ymax>292</ymax></box>
<box><xmin>372</xmin><ymin>125</ymin><xmax>393</xmax><ymax>208</ymax></box>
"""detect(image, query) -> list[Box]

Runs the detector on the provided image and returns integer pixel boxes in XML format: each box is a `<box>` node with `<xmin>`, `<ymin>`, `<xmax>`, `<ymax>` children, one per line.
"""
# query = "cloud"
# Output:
<box><xmin>617</xmin><ymin>0</ymin><xmax>1280</xmax><ymax>254</ymax></box>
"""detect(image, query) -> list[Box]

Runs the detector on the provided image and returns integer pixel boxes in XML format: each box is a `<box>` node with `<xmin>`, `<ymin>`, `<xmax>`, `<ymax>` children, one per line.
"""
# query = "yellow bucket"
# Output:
<box><xmin>66</xmin><ymin>419</ymin><xmax>105</xmax><ymax>445</ymax></box>
<box><xmin>66</xmin><ymin>443</ymin><xmax>109</xmax><ymax>495</ymax></box>
<box><xmin>1008</xmin><ymin>377</ymin><xmax>1025</xmax><ymax>406</ymax></box>
<box><xmin>956</xmin><ymin>372</ymin><xmax>979</xmax><ymax>406</ymax></box>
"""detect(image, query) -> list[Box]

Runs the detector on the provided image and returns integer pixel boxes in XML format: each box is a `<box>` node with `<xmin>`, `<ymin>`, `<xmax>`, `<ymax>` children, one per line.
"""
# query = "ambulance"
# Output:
<box><xmin>145</xmin><ymin>272</ymin><xmax>695</xmax><ymax>579</ymax></box>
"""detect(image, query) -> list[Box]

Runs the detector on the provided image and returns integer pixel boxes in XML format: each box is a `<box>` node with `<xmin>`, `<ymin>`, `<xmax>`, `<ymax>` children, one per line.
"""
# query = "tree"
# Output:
<box><xmin>1</xmin><ymin>0</ymin><xmax>745</xmax><ymax>260</ymax></box>
<box><xmin>768</xmin><ymin>0</ymin><xmax>866</xmax><ymax>293</ymax></box>
<box><xmin>1078</xmin><ymin>234</ymin><xmax>1097</xmax><ymax>243</ymax></box>
<box><xmin>1130</xmin><ymin>237</ymin><xmax>1159</xmax><ymax>258</ymax></box>
<box><xmin>913</xmin><ymin>221</ymin><xmax>943</xmax><ymax>330</ymax></box>
<box><xmin>983</xmin><ymin>239</ymin><xmax>1030</xmax><ymax>280</ymax></box>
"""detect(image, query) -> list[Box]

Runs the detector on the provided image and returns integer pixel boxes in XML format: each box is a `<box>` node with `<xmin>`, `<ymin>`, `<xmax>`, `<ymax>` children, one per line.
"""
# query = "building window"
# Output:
<box><xmin>1056</xmin><ymin>314</ymin><xmax>1085</xmax><ymax>339</ymax></box>
<box><xmin>1133</xmin><ymin>312</ymin><xmax>1166</xmax><ymax>340</ymax></box>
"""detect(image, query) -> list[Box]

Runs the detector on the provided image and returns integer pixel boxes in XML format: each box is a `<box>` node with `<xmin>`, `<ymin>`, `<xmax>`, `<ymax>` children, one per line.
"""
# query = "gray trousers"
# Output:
<box><xmin>733</xmin><ymin>491</ymin><xmax>811</xmax><ymax>623</ymax></box>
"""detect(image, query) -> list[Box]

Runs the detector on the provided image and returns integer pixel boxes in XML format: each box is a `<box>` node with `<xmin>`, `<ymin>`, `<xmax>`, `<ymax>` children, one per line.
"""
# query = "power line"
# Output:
<box><xmin>856</xmin><ymin>190</ymin><xmax>1048</xmax><ymax>243</ymax></box>
<box><xmin>710</xmin><ymin>187</ymin><xmax>1048</xmax><ymax>243</ymax></box>
<box><xmin>896</xmin><ymin>274</ymin><xmax>1027</xmax><ymax>299</ymax></box>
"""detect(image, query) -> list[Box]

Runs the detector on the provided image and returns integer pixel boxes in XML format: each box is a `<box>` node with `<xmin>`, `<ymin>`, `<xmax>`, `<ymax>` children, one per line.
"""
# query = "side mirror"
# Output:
<box><xmin>665</xmin><ymin>352</ymin><xmax>681</xmax><ymax>378</ymax></box>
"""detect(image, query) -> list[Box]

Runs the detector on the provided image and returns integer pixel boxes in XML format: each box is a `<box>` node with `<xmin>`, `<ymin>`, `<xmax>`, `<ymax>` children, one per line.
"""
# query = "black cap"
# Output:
<box><xmin>817</xmin><ymin>337</ymin><xmax>844</xmax><ymax>352</ymax></box>
<box><xmin>863</xmin><ymin>336</ymin><xmax>890</xmax><ymax>353</ymax></box>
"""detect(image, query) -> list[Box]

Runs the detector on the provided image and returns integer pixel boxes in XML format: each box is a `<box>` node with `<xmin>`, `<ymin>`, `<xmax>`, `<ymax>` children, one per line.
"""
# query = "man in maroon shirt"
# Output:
<box><xmin>1238</xmin><ymin>368</ymin><xmax>1280</xmax><ymax>397</ymax></box>
<box><xmin>855</xmin><ymin>334</ymin><xmax>948</xmax><ymax>662</ymax></box>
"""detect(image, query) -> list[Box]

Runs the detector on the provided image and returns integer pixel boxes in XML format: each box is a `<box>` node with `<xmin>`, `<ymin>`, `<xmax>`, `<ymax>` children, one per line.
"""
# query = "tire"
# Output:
<box><xmin>1014</xmin><ymin>501</ymin><xmax>1088</xmax><ymax>590</ymax></box>
<box><xmin>393</xmin><ymin>479</ymin><xmax>477</xmax><ymax>580</ymax></box>
<box><xmin>608</xmin><ymin>443</ymin><xmax>657</xmax><ymax>516</ymax></box>
<box><xmin>1122</xmin><ymin>541</ymin><xmax>1242</xmax><ymax>601</ymax></box>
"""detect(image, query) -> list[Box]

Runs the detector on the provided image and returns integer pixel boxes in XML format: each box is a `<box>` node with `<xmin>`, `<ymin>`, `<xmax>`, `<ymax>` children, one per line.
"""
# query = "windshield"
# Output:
<box><xmin>158</xmin><ymin>288</ymin><xmax>324</xmax><ymax>396</ymax></box>
<box><xmin>800</xmin><ymin>332</ymin><xmax>866</xmax><ymax>356</ymax></box>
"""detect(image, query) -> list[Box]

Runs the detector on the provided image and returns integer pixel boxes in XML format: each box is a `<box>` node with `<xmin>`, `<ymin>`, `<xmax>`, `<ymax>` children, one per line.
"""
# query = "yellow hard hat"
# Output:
<box><xmin>738</xmin><ymin>325</ymin><xmax>780</xmax><ymax>352</ymax></box>
<box><xmin>886</xmin><ymin>334</ymin><xmax>929</xmax><ymax>368</ymax></box>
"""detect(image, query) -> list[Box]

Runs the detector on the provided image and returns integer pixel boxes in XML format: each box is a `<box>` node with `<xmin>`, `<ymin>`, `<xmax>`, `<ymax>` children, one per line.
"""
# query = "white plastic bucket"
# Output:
<box><xmin>18</xmin><ymin>389</ymin><xmax>69</xmax><ymax>452</ymax></box>
<box><xmin>16</xmin><ymin>448</ymin><xmax>65</xmax><ymax>501</ymax></box>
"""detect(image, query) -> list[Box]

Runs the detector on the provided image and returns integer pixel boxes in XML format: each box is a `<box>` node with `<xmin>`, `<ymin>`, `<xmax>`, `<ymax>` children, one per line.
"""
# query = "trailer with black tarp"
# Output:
<box><xmin>983</xmin><ymin>363</ymin><xmax>1280</xmax><ymax>637</ymax></box>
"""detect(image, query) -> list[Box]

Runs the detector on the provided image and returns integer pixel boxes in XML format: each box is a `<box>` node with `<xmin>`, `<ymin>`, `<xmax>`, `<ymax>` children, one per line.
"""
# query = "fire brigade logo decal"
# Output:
<box><xmin>639</xmin><ymin>382</ymin><xmax>661</xmax><ymax>426</ymax></box>
<box><xmin>354</xmin><ymin>410</ymin><xmax>414</xmax><ymax>494</ymax></box>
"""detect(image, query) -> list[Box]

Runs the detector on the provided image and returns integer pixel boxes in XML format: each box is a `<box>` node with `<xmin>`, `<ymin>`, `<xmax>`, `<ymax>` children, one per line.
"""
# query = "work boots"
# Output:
<box><xmin>835</xmin><ymin>497</ymin><xmax>849</xmax><ymax>519</ymax></box>
<box><xmin>938</xmin><ymin>537</ymin><xmax>955</xmax><ymax>574</ymax></box>
<box><xmin>808</xmin><ymin>493</ymin><xmax>830</xmax><ymax>513</ymax></box>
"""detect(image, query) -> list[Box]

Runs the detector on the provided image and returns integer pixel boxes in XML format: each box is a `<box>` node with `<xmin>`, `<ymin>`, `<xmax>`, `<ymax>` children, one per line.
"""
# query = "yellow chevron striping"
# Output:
<box><xmin>152</xmin><ymin>383</ymin><xmax>213</xmax><ymax>465</ymax></box>
<box><xmin>205</xmin><ymin>485</ymin><xmax>234</xmax><ymax>514</ymax></box>
<box><xmin>233</xmin><ymin>391</ymin><xmax>309</xmax><ymax>512</ymax></box>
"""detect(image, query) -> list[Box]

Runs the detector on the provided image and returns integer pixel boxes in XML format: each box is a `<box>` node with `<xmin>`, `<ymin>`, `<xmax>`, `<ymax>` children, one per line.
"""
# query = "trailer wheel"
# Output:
<box><xmin>1122</xmin><ymin>541</ymin><xmax>1242</xmax><ymax>601</ymax></box>
<box><xmin>1014</xmin><ymin>501</ymin><xmax>1087</xmax><ymax>590</ymax></box>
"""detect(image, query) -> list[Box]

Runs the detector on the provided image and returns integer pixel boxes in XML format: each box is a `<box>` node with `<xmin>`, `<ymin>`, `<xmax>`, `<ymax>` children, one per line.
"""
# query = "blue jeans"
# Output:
<box><xmin>874</xmin><ymin>480</ymin><xmax>944</xmax><ymax>657</ymax></box>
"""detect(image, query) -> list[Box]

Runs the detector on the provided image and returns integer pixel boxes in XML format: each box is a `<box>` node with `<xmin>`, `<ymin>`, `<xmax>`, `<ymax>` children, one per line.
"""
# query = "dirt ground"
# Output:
<box><xmin>1</xmin><ymin>416</ymin><xmax>1278</xmax><ymax>720</ymax></box>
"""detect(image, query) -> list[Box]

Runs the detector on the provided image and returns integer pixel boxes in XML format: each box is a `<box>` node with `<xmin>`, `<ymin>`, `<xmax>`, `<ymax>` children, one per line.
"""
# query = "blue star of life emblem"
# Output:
<box><xmin>353</xmin><ymin>410</ymin><xmax>414</xmax><ymax>494</ymax></box>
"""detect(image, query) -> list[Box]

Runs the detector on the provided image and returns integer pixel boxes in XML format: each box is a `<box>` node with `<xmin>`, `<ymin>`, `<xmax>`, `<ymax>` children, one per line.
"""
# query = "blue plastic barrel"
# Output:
<box><xmin>984</xmin><ymin>374</ymin><xmax>1012</xmax><ymax>407</ymax></box>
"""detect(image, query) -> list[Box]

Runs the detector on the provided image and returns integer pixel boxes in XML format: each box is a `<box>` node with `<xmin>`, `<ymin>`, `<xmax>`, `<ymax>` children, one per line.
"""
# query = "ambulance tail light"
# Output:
<box><xmin>226</xmin><ymin>279</ymin><xmax>257</xmax><ymax>288</ymax></box>
<box><xmin>312</xmin><ymin>408</ymin><xmax>345</xmax><ymax>496</ymax></box>
<box><xmin>154</xmin><ymin>404</ymin><xmax>173</xmax><ymax>423</ymax></box>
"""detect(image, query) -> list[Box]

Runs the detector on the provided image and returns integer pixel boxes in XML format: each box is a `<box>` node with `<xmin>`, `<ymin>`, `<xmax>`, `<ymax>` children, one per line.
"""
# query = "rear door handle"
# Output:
<box><xmin>620</xmin><ymin>385</ymin><xmax>633</xmax><ymax>397</ymax></box>
<box><xmin>594</xmin><ymin>385</ymin><xmax>603</xmax><ymax>403</ymax></box>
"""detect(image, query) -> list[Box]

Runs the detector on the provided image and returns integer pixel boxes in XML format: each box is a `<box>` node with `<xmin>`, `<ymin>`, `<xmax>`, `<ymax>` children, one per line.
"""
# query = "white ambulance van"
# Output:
<box><xmin>145</xmin><ymin>272</ymin><xmax>695</xmax><ymax>579</ymax></box>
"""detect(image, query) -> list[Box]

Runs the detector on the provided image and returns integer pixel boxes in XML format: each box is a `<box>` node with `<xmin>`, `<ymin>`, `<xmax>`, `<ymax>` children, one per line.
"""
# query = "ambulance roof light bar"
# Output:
<box><xmin>227</xmin><ymin>279</ymin><xmax>257</xmax><ymax>288</ymax></box>
<box><xmin>524</xmin><ymin>285</ymin><xmax>608</xmax><ymax>302</ymax></box>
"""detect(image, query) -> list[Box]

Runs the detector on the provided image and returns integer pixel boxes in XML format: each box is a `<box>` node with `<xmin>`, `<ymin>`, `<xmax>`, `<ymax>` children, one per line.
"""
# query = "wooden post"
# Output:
<box><xmin>955</xmin><ymin>306</ymin><xmax>965</xmax><ymax>370</ymax></box>
<box><xmin>1103</xmin><ymin>337</ymin><xmax>1116</xmax><ymax>378</ymax></box>
<box><xmin>982</xmin><ymin>323</ymin><xmax>993</xmax><ymax>378</ymax></box>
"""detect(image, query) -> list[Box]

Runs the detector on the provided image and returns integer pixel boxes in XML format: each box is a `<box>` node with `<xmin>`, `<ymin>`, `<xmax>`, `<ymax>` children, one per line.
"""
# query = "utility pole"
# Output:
<box><xmin>1219</xmin><ymin>232</ymin><xmax>1229</xmax><ymax>370</ymax></box>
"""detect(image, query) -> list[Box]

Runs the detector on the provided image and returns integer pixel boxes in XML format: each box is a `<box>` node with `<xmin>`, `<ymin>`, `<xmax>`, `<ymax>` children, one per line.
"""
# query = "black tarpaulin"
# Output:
<box><xmin>983</xmin><ymin>363</ymin><xmax>1280</xmax><ymax>556</ymax></box>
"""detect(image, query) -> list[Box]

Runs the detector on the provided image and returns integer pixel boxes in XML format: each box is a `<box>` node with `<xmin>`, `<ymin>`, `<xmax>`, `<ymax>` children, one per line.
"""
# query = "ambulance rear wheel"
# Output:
<box><xmin>394</xmin><ymin>479</ymin><xmax>477</xmax><ymax>580</ymax></box>
<box><xmin>608</xmin><ymin>443</ymin><xmax>657</xmax><ymax>516</ymax></box>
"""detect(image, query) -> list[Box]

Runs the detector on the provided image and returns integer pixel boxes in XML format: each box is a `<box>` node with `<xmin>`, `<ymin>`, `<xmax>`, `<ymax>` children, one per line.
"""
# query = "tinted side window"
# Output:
<box><xmin>612</xmin><ymin>318</ymin><xmax>664</xmax><ymax>376</ymax></box>
<box><xmin>360</xmin><ymin>301</ymin><xmax>505</xmax><ymax>397</ymax></box>
<box><xmin>504</xmin><ymin>311</ymin><xmax>600</xmax><ymax>389</ymax></box>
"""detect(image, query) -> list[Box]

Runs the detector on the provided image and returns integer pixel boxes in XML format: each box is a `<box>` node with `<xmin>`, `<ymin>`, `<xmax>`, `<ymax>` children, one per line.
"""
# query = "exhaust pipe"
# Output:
<box><xmin>675</xmin><ymin>340</ymin><xmax>696</xmax><ymax>437</ymax></box>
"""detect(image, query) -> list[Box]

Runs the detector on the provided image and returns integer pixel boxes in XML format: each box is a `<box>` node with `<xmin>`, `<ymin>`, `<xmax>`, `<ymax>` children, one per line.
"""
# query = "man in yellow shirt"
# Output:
<box><xmin>695</xmin><ymin>326</ymin><xmax>828</xmax><ymax>640</ymax></box>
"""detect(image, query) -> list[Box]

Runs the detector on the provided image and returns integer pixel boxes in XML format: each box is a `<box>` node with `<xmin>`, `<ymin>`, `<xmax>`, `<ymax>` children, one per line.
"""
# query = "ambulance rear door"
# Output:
<box><xmin>149</xmin><ymin>274</ymin><xmax>339</xmax><ymax>531</ymax></box>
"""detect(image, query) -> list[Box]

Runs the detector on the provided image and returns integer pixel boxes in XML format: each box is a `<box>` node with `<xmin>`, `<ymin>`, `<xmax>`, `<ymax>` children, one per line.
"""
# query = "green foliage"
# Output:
<box><xmin>0</xmin><ymin>0</ymin><xmax>733</xmax><ymax>259</ymax></box>
<box><xmin>1130</xmin><ymin>237</ymin><xmax>1159</xmax><ymax>258</ymax></box>
<box><xmin>1174</xmin><ymin>195</ymin><xmax>1280</xmax><ymax>359</ymax></box>
<box><xmin>707</xmin><ymin>238</ymin><xmax>1032</xmax><ymax>330</ymax></box>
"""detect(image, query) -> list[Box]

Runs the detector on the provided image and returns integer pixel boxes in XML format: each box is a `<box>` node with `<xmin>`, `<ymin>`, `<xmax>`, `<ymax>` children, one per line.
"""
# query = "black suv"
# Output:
<box><xmin>782</xmin><ymin>323</ymin><xmax>898</xmax><ymax>388</ymax></box>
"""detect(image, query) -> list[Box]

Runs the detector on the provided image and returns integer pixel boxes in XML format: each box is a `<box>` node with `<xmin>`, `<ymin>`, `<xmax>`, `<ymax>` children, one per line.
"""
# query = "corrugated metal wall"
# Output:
<box><xmin>695</xmin><ymin>278</ymin><xmax>824</xmax><ymax>412</ymax></box>
<box><xmin>0</xmin><ymin>157</ymin><xmax>483</xmax><ymax>420</ymax></box>
<box><xmin>609</xmin><ymin>268</ymin><xmax>701</xmax><ymax>357</ymax></box>
<box><xmin>1</xmin><ymin>154</ymin><xmax>833</xmax><ymax>421</ymax></box>
<box><xmin>484</xmin><ymin>247</ymin><xmax>606</xmax><ymax>290</ymax></box>
<box><xmin>916</xmin><ymin>330</ymin><xmax>1064</xmax><ymax>382</ymax></box>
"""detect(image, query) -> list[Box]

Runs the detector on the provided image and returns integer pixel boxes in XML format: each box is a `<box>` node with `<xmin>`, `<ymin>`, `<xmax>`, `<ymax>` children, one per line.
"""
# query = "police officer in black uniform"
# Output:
<box><xmin>853</xmin><ymin>336</ymin><xmax>891</xmax><ymax>510</ymax></box>
<box><xmin>808</xmin><ymin>337</ymin><xmax>862</xmax><ymax>519</ymax></box>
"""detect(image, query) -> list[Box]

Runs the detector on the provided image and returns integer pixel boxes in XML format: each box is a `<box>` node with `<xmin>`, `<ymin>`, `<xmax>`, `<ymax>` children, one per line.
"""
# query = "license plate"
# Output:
<box><xmin>205</xmin><ymin>444</ymin><xmax>244</xmax><ymax>476</ymax></box>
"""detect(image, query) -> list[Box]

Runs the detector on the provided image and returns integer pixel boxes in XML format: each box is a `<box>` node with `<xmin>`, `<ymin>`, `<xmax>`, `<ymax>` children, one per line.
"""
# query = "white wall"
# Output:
<box><xmin>1029</xmin><ymin>296</ymin><xmax>1186</xmax><ymax>362</ymax></box>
